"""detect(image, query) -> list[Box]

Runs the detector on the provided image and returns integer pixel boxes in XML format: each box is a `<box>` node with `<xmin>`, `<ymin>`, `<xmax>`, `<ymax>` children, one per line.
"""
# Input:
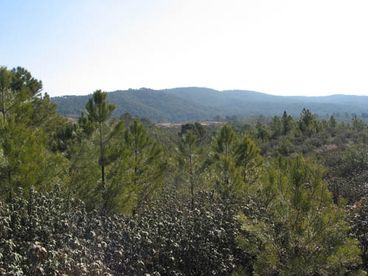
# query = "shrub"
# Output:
<box><xmin>0</xmin><ymin>189</ymin><xmax>251</xmax><ymax>275</ymax></box>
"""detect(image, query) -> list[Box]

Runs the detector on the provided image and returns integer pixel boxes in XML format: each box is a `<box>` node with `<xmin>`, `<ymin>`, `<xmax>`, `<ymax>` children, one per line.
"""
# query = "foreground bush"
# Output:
<box><xmin>0</xmin><ymin>185</ymin><xmax>363</xmax><ymax>275</ymax></box>
<box><xmin>0</xmin><ymin>189</ymin><xmax>250</xmax><ymax>275</ymax></box>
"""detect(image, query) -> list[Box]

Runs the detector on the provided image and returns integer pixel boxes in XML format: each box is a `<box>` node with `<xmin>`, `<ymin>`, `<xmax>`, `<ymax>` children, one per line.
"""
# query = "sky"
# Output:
<box><xmin>1</xmin><ymin>0</ymin><xmax>368</xmax><ymax>97</ymax></box>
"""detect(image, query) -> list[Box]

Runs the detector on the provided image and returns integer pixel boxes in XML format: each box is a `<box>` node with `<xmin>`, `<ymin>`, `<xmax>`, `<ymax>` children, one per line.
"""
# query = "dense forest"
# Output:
<box><xmin>53</xmin><ymin>87</ymin><xmax>368</xmax><ymax>122</ymax></box>
<box><xmin>0</xmin><ymin>66</ymin><xmax>368</xmax><ymax>275</ymax></box>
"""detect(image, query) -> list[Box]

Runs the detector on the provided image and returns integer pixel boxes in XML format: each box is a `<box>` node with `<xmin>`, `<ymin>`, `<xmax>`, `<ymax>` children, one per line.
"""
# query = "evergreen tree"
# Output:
<box><xmin>0</xmin><ymin>67</ymin><xmax>68</xmax><ymax>199</ymax></box>
<box><xmin>211</xmin><ymin>124</ymin><xmax>241</xmax><ymax>199</ymax></box>
<box><xmin>0</xmin><ymin>122</ymin><xmax>68</xmax><ymax>198</ymax></box>
<box><xmin>70</xmin><ymin>90</ymin><xmax>124</xmax><ymax>211</ymax></box>
<box><xmin>281</xmin><ymin>111</ymin><xmax>294</xmax><ymax>135</ymax></box>
<box><xmin>238</xmin><ymin>156</ymin><xmax>362</xmax><ymax>275</ymax></box>
<box><xmin>177</xmin><ymin>130</ymin><xmax>204</xmax><ymax>210</ymax></box>
<box><xmin>271</xmin><ymin>116</ymin><xmax>282</xmax><ymax>138</ymax></box>
<box><xmin>0</xmin><ymin>67</ymin><xmax>13</xmax><ymax>124</ymax></box>
<box><xmin>299</xmin><ymin>108</ymin><xmax>319</xmax><ymax>136</ymax></box>
<box><xmin>329</xmin><ymin>115</ymin><xmax>337</xmax><ymax>128</ymax></box>
<box><xmin>85</xmin><ymin>90</ymin><xmax>116</xmax><ymax>189</ymax></box>
<box><xmin>111</xmin><ymin>120</ymin><xmax>165</xmax><ymax>213</ymax></box>
<box><xmin>235</xmin><ymin>136</ymin><xmax>262</xmax><ymax>186</ymax></box>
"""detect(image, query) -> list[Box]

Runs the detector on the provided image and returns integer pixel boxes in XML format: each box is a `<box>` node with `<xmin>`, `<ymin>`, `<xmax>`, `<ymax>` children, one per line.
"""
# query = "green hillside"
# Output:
<box><xmin>52</xmin><ymin>87</ymin><xmax>368</xmax><ymax>121</ymax></box>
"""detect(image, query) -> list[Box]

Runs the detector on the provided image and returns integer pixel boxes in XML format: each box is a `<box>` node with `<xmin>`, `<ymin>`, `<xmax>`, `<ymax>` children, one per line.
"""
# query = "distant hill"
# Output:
<box><xmin>52</xmin><ymin>87</ymin><xmax>368</xmax><ymax>122</ymax></box>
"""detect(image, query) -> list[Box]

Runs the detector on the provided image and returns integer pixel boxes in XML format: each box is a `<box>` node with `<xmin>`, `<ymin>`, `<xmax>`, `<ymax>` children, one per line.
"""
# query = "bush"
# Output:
<box><xmin>350</xmin><ymin>197</ymin><xmax>368</xmax><ymax>271</ymax></box>
<box><xmin>0</xmin><ymin>189</ymin><xmax>251</xmax><ymax>275</ymax></box>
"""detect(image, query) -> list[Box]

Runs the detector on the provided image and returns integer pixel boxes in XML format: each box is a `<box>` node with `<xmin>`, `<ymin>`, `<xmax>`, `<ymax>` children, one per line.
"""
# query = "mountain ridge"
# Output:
<box><xmin>52</xmin><ymin>87</ymin><xmax>368</xmax><ymax>122</ymax></box>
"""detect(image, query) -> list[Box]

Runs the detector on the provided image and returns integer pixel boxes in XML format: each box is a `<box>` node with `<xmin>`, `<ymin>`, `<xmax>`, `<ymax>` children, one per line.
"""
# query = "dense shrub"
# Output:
<box><xmin>0</xmin><ymin>189</ymin><xmax>251</xmax><ymax>275</ymax></box>
<box><xmin>0</xmin><ymin>188</ymin><xmax>113</xmax><ymax>275</ymax></box>
<box><xmin>350</xmin><ymin>197</ymin><xmax>368</xmax><ymax>271</ymax></box>
<box><xmin>324</xmin><ymin>146</ymin><xmax>368</xmax><ymax>203</ymax></box>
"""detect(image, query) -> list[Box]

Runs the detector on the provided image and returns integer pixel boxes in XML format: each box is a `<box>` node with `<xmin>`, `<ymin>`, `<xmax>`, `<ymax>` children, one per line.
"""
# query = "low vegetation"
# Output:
<box><xmin>0</xmin><ymin>66</ymin><xmax>367</xmax><ymax>275</ymax></box>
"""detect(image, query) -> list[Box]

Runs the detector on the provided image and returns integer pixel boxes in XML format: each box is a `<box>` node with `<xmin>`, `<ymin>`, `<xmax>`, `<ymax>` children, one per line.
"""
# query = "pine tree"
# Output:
<box><xmin>177</xmin><ymin>130</ymin><xmax>203</xmax><ymax>210</ymax></box>
<box><xmin>85</xmin><ymin>90</ymin><xmax>115</xmax><ymax>189</ymax></box>
<box><xmin>328</xmin><ymin>115</ymin><xmax>337</xmax><ymax>128</ymax></box>
<box><xmin>235</xmin><ymin>136</ymin><xmax>262</xmax><ymax>186</ymax></box>
<box><xmin>111</xmin><ymin>120</ymin><xmax>165</xmax><ymax>214</ymax></box>
<box><xmin>211</xmin><ymin>124</ymin><xmax>241</xmax><ymax>199</ymax></box>
<box><xmin>0</xmin><ymin>67</ymin><xmax>13</xmax><ymax>124</ymax></box>
<box><xmin>281</xmin><ymin>111</ymin><xmax>294</xmax><ymax>135</ymax></box>
<box><xmin>72</xmin><ymin>90</ymin><xmax>124</xmax><ymax>211</ymax></box>
<box><xmin>299</xmin><ymin>108</ymin><xmax>319</xmax><ymax>136</ymax></box>
<box><xmin>238</xmin><ymin>156</ymin><xmax>362</xmax><ymax>274</ymax></box>
<box><xmin>0</xmin><ymin>67</ymin><xmax>68</xmax><ymax>199</ymax></box>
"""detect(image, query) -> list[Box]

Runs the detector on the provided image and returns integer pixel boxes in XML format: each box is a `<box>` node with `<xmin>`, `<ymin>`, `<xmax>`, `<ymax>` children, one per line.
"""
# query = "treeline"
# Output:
<box><xmin>0</xmin><ymin>67</ymin><xmax>367</xmax><ymax>275</ymax></box>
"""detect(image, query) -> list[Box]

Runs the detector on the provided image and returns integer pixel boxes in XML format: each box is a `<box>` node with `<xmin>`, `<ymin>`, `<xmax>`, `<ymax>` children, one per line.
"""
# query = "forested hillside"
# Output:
<box><xmin>1</xmin><ymin>67</ymin><xmax>368</xmax><ymax>275</ymax></box>
<box><xmin>53</xmin><ymin>87</ymin><xmax>368</xmax><ymax>122</ymax></box>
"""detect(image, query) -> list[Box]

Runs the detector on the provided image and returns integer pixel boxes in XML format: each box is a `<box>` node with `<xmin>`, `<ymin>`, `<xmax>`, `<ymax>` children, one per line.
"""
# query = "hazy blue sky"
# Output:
<box><xmin>1</xmin><ymin>0</ymin><xmax>368</xmax><ymax>96</ymax></box>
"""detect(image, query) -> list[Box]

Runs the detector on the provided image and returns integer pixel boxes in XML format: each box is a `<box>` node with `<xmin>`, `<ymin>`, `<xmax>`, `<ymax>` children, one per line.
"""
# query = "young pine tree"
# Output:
<box><xmin>210</xmin><ymin>124</ymin><xmax>241</xmax><ymax>200</ymax></box>
<box><xmin>71</xmin><ymin>90</ymin><xmax>124</xmax><ymax>211</ymax></box>
<box><xmin>234</xmin><ymin>136</ymin><xmax>262</xmax><ymax>186</ymax></box>
<box><xmin>177</xmin><ymin>130</ymin><xmax>204</xmax><ymax>210</ymax></box>
<box><xmin>85</xmin><ymin>90</ymin><xmax>116</xmax><ymax>188</ymax></box>
<box><xmin>111</xmin><ymin>120</ymin><xmax>165</xmax><ymax>214</ymax></box>
<box><xmin>238</xmin><ymin>156</ymin><xmax>362</xmax><ymax>275</ymax></box>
